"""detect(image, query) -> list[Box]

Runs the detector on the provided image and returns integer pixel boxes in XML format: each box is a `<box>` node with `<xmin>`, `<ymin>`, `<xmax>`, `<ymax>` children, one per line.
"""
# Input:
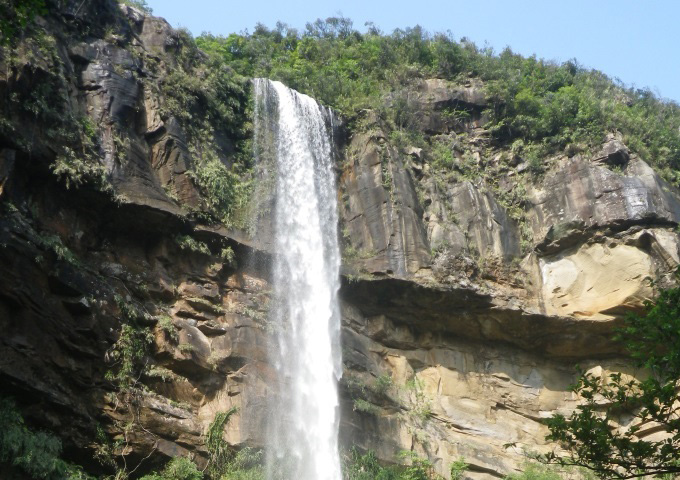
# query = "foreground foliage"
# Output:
<box><xmin>0</xmin><ymin>397</ymin><xmax>90</xmax><ymax>479</ymax></box>
<box><xmin>545</xmin><ymin>275</ymin><xmax>680</xmax><ymax>478</ymax></box>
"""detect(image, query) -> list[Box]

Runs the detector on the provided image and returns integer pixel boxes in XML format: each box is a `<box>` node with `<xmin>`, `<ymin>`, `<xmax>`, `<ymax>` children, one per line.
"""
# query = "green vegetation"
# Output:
<box><xmin>343</xmin><ymin>373</ymin><xmax>395</xmax><ymax>416</ymax></box>
<box><xmin>35</xmin><ymin>232</ymin><xmax>81</xmax><ymax>267</ymax></box>
<box><xmin>374</xmin><ymin>374</ymin><xmax>394</xmax><ymax>396</ymax></box>
<box><xmin>156</xmin><ymin>29</ymin><xmax>253</xmax><ymax>227</ymax></box>
<box><xmin>506</xmin><ymin>464</ymin><xmax>562</xmax><ymax>480</ymax></box>
<box><xmin>0</xmin><ymin>397</ymin><xmax>90</xmax><ymax>479</ymax></box>
<box><xmin>545</xmin><ymin>274</ymin><xmax>680</xmax><ymax>478</ymax></box>
<box><xmin>449</xmin><ymin>457</ymin><xmax>467</xmax><ymax>480</ymax></box>
<box><xmin>352</xmin><ymin>398</ymin><xmax>379</xmax><ymax>415</ymax></box>
<box><xmin>175</xmin><ymin>235</ymin><xmax>237</xmax><ymax>267</ymax></box>
<box><xmin>342</xmin><ymin>448</ymin><xmax>464</xmax><ymax>479</ymax></box>
<box><xmin>504</xmin><ymin>462</ymin><xmax>598</xmax><ymax>480</ymax></box>
<box><xmin>220</xmin><ymin>246</ymin><xmax>236</xmax><ymax>266</ymax></box>
<box><xmin>0</xmin><ymin>24</ymin><xmax>112</xmax><ymax>193</ymax></box>
<box><xmin>50</xmin><ymin>118</ymin><xmax>109</xmax><ymax>192</ymax></box>
<box><xmin>157</xmin><ymin>314</ymin><xmax>179</xmax><ymax>342</ymax></box>
<box><xmin>198</xmin><ymin>18</ymin><xmax>680</xmax><ymax>184</ymax></box>
<box><xmin>105</xmin><ymin>295</ymin><xmax>154</xmax><ymax>390</ymax></box>
<box><xmin>145</xmin><ymin>365</ymin><xmax>178</xmax><ymax>382</ymax></box>
<box><xmin>175</xmin><ymin>234</ymin><xmax>212</xmax><ymax>256</ymax></box>
<box><xmin>205</xmin><ymin>407</ymin><xmax>237</xmax><ymax>478</ymax></box>
<box><xmin>404</xmin><ymin>377</ymin><xmax>433</xmax><ymax>421</ymax></box>
<box><xmin>0</xmin><ymin>0</ymin><xmax>46</xmax><ymax>45</ymax></box>
<box><xmin>204</xmin><ymin>408</ymin><xmax>265</xmax><ymax>479</ymax></box>
<box><xmin>140</xmin><ymin>457</ymin><xmax>202</xmax><ymax>480</ymax></box>
<box><xmin>4</xmin><ymin>2</ymin><xmax>250</xmax><ymax>225</ymax></box>
<box><xmin>107</xmin><ymin>409</ymin><xmax>264</xmax><ymax>480</ymax></box>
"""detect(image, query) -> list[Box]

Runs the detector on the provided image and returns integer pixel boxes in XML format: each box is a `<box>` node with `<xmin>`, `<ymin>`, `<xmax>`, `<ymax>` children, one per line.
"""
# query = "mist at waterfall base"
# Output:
<box><xmin>253</xmin><ymin>78</ymin><xmax>343</xmax><ymax>480</ymax></box>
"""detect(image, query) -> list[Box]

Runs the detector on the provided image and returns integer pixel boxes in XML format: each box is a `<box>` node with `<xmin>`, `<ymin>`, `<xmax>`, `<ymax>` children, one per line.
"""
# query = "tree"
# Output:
<box><xmin>545</xmin><ymin>274</ymin><xmax>680</xmax><ymax>478</ymax></box>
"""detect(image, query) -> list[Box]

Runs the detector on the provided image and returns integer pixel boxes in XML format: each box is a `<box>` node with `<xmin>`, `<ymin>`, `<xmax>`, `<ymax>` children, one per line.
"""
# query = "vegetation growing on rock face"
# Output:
<box><xmin>0</xmin><ymin>22</ymin><xmax>112</xmax><ymax>193</ymax></box>
<box><xmin>105</xmin><ymin>294</ymin><xmax>154</xmax><ymax>390</ymax></box>
<box><xmin>197</xmin><ymin>18</ymin><xmax>680</xmax><ymax>184</ymax></box>
<box><xmin>504</xmin><ymin>463</ymin><xmax>597</xmax><ymax>480</ymax></box>
<box><xmin>341</xmin><ymin>448</ymin><xmax>469</xmax><ymax>480</ymax></box>
<box><xmin>0</xmin><ymin>0</ymin><xmax>46</xmax><ymax>44</ymax></box>
<box><xmin>1</xmin><ymin>0</ymin><xmax>253</xmax><ymax>228</ymax></box>
<box><xmin>156</xmin><ymin>28</ymin><xmax>253</xmax><ymax>227</ymax></box>
<box><xmin>139</xmin><ymin>457</ymin><xmax>203</xmax><ymax>480</ymax></box>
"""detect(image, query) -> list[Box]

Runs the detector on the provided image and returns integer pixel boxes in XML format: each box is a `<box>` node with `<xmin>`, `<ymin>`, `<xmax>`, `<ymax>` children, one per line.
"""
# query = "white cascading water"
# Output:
<box><xmin>253</xmin><ymin>78</ymin><xmax>342</xmax><ymax>480</ymax></box>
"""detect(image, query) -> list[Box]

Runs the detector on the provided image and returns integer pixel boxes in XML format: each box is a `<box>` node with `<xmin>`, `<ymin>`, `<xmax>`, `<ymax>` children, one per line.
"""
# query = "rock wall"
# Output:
<box><xmin>335</xmin><ymin>86</ymin><xmax>680</xmax><ymax>477</ymax></box>
<box><xmin>1</xmin><ymin>2</ymin><xmax>679</xmax><ymax>479</ymax></box>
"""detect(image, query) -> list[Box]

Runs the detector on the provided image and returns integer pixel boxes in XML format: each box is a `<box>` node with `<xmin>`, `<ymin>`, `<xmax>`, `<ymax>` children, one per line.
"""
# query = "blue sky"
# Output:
<box><xmin>145</xmin><ymin>0</ymin><xmax>680</xmax><ymax>103</ymax></box>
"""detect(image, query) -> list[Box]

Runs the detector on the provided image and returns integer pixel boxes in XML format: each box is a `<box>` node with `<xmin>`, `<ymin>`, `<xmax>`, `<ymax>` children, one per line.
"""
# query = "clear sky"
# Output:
<box><xmin>145</xmin><ymin>0</ymin><xmax>680</xmax><ymax>103</ymax></box>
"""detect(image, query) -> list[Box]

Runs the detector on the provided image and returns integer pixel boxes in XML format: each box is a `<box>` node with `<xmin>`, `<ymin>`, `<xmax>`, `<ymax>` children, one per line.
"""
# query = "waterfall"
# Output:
<box><xmin>253</xmin><ymin>78</ymin><xmax>342</xmax><ymax>480</ymax></box>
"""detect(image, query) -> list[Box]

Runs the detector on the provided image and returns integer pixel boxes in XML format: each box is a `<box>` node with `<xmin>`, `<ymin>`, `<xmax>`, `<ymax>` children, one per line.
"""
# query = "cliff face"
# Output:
<box><xmin>335</xmin><ymin>81</ymin><xmax>680</xmax><ymax>477</ymax></box>
<box><xmin>1</xmin><ymin>2</ymin><xmax>679</xmax><ymax>479</ymax></box>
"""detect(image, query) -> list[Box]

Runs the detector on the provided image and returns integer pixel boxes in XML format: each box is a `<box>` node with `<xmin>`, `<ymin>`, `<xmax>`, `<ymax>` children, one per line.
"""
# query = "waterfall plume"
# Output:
<box><xmin>254</xmin><ymin>78</ymin><xmax>342</xmax><ymax>480</ymax></box>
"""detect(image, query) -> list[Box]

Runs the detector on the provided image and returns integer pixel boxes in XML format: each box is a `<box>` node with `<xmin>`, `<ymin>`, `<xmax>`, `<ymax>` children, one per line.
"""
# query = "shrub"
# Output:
<box><xmin>188</xmin><ymin>153</ymin><xmax>252</xmax><ymax>227</ymax></box>
<box><xmin>140</xmin><ymin>457</ymin><xmax>202</xmax><ymax>480</ymax></box>
<box><xmin>205</xmin><ymin>407</ymin><xmax>238</xmax><ymax>478</ymax></box>
<box><xmin>175</xmin><ymin>235</ymin><xmax>211</xmax><ymax>256</ymax></box>
<box><xmin>504</xmin><ymin>463</ymin><xmax>596</xmax><ymax>480</ymax></box>
<box><xmin>0</xmin><ymin>0</ymin><xmax>46</xmax><ymax>45</ymax></box>
<box><xmin>220</xmin><ymin>246</ymin><xmax>236</xmax><ymax>266</ymax></box>
<box><xmin>157</xmin><ymin>314</ymin><xmax>178</xmax><ymax>341</ymax></box>
<box><xmin>158</xmin><ymin>30</ymin><xmax>253</xmax><ymax>226</ymax></box>
<box><xmin>343</xmin><ymin>448</ymin><xmax>396</xmax><ymax>480</ymax></box>
<box><xmin>105</xmin><ymin>295</ymin><xmax>154</xmax><ymax>390</ymax></box>
<box><xmin>397</xmin><ymin>451</ymin><xmax>434</xmax><ymax>480</ymax></box>
<box><xmin>353</xmin><ymin>399</ymin><xmax>379</xmax><ymax>415</ymax></box>
<box><xmin>449</xmin><ymin>457</ymin><xmax>467</xmax><ymax>480</ymax></box>
<box><xmin>36</xmin><ymin>233</ymin><xmax>81</xmax><ymax>267</ymax></box>
<box><xmin>51</xmin><ymin>147</ymin><xmax>108</xmax><ymax>191</ymax></box>
<box><xmin>544</xmin><ymin>272</ymin><xmax>680</xmax><ymax>478</ymax></box>
<box><xmin>0</xmin><ymin>397</ymin><xmax>90</xmax><ymax>479</ymax></box>
<box><xmin>374</xmin><ymin>374</ymin><xmax>393</xmax><ymax>396</ymax></box>
<box><xmin>505</xmin><ymin>463</ymin><xmax>563</xmax><ymax>480</ymax></box>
